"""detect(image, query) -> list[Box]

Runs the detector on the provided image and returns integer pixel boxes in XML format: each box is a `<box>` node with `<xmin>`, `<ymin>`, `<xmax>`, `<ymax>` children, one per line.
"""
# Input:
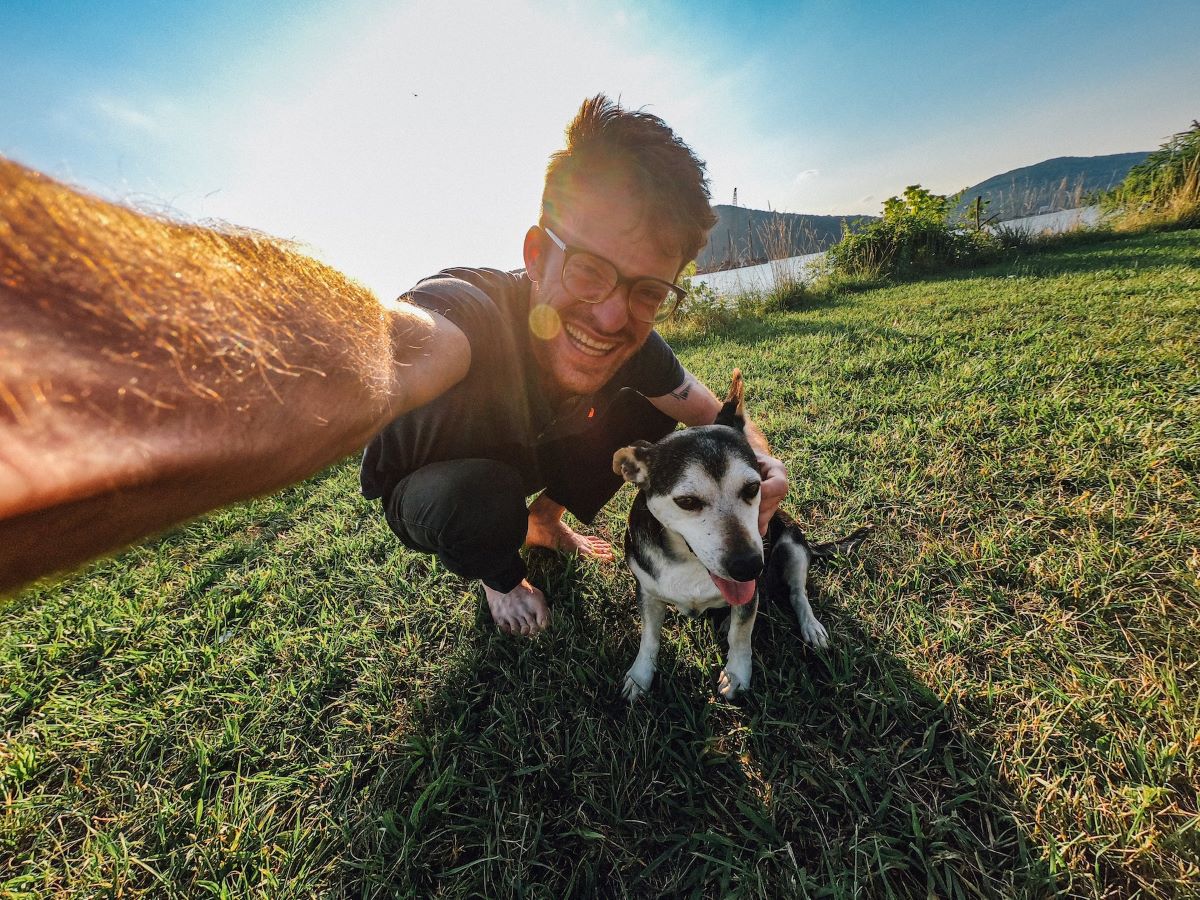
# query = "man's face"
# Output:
<box><xmin>524</xmin><ymin>184</ymin><xmax>683</xmax><ymax>399</ymax></box>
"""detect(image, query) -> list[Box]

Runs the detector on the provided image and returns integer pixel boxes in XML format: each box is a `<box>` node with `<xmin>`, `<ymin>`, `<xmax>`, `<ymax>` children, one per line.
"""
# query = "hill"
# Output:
<box><xmin>696</xmin><ymin>204</ymin><xmax>875</xmax><ymax>272</ymax></box>
<box><xmin>954</xmin><ymin>152</ymin><xmax>1150</xmax><ymax>221</ymax></box>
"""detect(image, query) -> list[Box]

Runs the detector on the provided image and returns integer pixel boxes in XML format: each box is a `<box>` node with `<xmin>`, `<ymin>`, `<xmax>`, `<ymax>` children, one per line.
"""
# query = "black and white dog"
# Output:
<box><xmin>613</xmin><ymin>370</ymin><xmax>868</xmax><ymax>700</ymax></box>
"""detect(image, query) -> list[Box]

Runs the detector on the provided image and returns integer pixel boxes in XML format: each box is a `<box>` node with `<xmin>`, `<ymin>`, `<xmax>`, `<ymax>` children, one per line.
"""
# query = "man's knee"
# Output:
<box><xmin>385</xmin><ymin>458</ymin><xmax>528</xmax><ymax>556</ymax></box>
<box><xmin>435</xmin><ymin>460</ymin><xmax>528</xmax><ymax>549</ymax></box>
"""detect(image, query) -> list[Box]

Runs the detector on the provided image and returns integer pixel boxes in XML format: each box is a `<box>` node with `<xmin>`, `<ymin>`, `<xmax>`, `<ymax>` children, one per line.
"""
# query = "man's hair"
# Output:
<box><xmin>541</xmin><ymin>95</ymin><xmax>718</xmax><ymax>266</ymax></box>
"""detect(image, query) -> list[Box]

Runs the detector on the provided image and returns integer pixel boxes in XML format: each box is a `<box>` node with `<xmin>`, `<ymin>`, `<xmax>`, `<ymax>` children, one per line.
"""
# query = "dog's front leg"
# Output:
<box><xmin>718</xmin><ymin>596</ymin><xmax>758</xmax><ymax>699</ymax></box>
<box><xmin>787</xmin><ymin>546</ymin><xmax>829</xmax><ymax>648</ymax></box>
<box><xmin>624</xmin><ymin>588</ymin><xmax>668</xmax><ymax>702</ymax></box>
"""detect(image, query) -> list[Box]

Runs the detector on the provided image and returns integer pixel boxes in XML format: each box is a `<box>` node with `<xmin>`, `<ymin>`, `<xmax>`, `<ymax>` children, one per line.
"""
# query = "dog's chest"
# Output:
<box><xmin>629</xmin><ymin>555</ymin><xmax>727</xmax><ymax>614</ymax></box>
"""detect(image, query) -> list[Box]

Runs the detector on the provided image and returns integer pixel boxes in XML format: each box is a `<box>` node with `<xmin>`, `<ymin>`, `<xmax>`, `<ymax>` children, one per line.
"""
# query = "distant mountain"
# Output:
<box><xmin>697</xmin><ymin>152</ymin><xmax>1149</xmax><ymax>271</ymax></box>
<box><xmin>954</xmin><ymin>152</ymin><xmax>1150</xmax><ymax>222</ymax></box>
<box><xmin>696</xmin><ymin>205</ymin><xmax>875</xmax><ymax>273</ymax></box>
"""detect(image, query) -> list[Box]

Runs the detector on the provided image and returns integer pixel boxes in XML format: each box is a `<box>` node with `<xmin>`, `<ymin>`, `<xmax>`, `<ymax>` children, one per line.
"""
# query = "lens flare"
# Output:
<box><xmin>528</xmin><ymin>303</ymin><xmax>562</xmax><ymax>340</ymax></box>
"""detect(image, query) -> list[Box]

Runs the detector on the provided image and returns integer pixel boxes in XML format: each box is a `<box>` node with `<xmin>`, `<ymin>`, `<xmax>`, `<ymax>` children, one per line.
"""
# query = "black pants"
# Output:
<box><xmin>382</xmin><ymin>389</ymin><xmax>676</xmax><ymax>592</ymax></box>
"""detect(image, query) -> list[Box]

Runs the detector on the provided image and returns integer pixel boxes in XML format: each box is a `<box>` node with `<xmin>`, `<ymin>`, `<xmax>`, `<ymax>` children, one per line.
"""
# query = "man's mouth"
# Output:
<box><xmin>564</xmin><ymin>322</ymin><xmax>618</xmax><ymax>357</ymax></box>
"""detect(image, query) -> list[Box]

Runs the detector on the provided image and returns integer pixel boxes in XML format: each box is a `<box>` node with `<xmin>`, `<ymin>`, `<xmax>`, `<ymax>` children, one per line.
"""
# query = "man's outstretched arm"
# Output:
<box><xmin>0</xmin><ymin>158</ymin><xmax>469</xmax><ymax>594</ymax></box>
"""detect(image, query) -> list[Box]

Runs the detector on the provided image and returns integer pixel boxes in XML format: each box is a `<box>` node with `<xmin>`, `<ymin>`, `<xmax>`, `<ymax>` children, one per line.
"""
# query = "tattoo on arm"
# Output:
<box><xmin>669</xmin><ymin>382</ymin><xmax>692</xmax><ymax>402</ymax></box>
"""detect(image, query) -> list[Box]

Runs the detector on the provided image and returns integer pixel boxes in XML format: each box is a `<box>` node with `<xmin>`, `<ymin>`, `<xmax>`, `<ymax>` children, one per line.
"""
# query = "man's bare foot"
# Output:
<box><xmin>525</xmin><ymin>494</ymin><xmax>615</xmax><ymax>562</ymax></box>
<box><xmin>483</xmin><ymin>579</ymin><xmax>551</xmax><ymax>637</ymax></box>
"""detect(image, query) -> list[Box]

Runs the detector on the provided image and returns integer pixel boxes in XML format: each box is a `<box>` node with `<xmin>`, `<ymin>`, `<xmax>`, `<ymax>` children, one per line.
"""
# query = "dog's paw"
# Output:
<box><xmin>801</xmin><ymin>617</ymin><xmax>830</xmax><ymax>648</ymax></box>
<box><xmin>622</xmin><ymin>665</ymin><xmax>653</xmax><ymax>702</ymax></box>
<box><xmin>717</xmin><ymin>663</ymin><xmax>751</xmax><ymax>700</ymax></box>
<box><xmin>622</xmin><ymin>674</ymin><xmax>647</xmax><ymax>702</ymax></box>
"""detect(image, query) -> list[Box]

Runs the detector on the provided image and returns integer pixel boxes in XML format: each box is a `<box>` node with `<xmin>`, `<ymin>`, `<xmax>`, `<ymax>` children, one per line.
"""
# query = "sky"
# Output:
<box><xmin>3</xmin><ymin>0</ymin><xmax>1198</xmax><ymax>297</ymax></box>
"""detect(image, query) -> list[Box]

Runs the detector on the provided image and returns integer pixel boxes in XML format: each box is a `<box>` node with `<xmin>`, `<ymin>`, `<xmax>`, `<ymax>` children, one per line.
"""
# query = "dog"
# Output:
<box><xmin>612</xmin><ymin>370</ymin><xmax>868</xmax><ymax>701</ymax></box>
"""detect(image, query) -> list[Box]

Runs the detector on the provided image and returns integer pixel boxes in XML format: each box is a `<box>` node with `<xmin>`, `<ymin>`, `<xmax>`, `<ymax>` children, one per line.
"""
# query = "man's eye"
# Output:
<box><xmin>633</xmin><ymin>283</ymin><xmax>669</xmax><ymax>305</ymax></box>
<box><xmin>674</xmin><ymin>495</ymin><xmax>704</xmax><ymax>511</ymax></box>
<box><xmin>741</xmin><ymin>482</ymin><xmax>761</xmax><ymax>502</ymax></box>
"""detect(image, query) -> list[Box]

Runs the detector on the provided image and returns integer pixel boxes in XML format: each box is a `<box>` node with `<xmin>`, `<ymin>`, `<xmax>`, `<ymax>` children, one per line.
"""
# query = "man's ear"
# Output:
<box><xmin>523</xmin><ymin>226</ymin><xmax>547</xmax><ymax>283</ymax></box>
<box><xmin>714</xmin><ymin>368</ymin><xmax>746</xmax><ymax>431</ymax></box>
<box><xmin>612</xmin><ymin>440</ymin><xmax>653</xmax><ymax>486</ymax></box>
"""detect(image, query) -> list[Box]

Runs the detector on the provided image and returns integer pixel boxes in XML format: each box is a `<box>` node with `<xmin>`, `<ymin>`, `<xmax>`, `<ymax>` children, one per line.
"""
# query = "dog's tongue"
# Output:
<box><xmin>710</xmin><ymin>573</ymin><xmax>756</xmax><ymax>606</ymax></box>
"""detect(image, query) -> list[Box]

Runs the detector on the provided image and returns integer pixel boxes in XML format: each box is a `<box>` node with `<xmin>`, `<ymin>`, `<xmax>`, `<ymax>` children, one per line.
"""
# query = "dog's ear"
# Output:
<box><xmin>714</xmin><ymin>368</ymin><xmax>746</xmax><ymax>432</ymax></box>
<box><xmin>613</xmin><ymin>440</ymin><xmax>652</xmax><ymax>486</ymax></box>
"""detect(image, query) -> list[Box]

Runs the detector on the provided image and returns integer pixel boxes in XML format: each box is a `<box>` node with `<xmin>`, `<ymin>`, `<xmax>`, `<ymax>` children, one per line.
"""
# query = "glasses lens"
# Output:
<box><xmin>563</xmin><ymin>252</ymin><xmax>617</xmax><ymax>301</ymax></box>
<box><xmin>629</xmin><ymin>280</ymin><xmax>676</xmax><ymax>323</ymax></box>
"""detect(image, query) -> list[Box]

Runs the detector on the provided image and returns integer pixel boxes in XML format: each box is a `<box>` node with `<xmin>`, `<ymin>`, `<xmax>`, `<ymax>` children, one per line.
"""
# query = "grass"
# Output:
<box><xmin>3</xmin><ymin>229</ymin><xmax>1199</xmax><ymax>898</ymax></box>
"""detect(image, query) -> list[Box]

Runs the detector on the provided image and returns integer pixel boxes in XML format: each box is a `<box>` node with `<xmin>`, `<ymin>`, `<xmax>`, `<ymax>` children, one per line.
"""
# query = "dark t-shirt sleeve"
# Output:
<box><xmin>403</xmin><ymin>274</ymin><xmax>504</xmax><ymax>357</ymax></box>
<box><xmin>612</xmin><ymin>330</ymin><xmax>685</xmax><ymax>398</ymax></box>
<box><xmin>360</xmin><ymin>273</ymin><xmax>520</xmax><ymax>501</ymax></box>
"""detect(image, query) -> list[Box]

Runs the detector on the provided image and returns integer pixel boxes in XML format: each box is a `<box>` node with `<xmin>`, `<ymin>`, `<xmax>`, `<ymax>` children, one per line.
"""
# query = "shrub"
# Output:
<box><xmin>824</xmin><ymin>185</ymin><xmax>997</xmax><ymax>280</ymax></box>
<box><xmin>1103</xmin><ymin>120</ymin><xmax>1200</xmax><ymax>230</ymax></box>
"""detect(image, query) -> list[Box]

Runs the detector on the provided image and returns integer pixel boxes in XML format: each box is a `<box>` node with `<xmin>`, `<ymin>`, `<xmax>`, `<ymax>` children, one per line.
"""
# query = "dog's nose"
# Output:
<box><xmin>725</xmin><ymin>552</ymin><xmax>763</xmax><ymax>583</ymax></box>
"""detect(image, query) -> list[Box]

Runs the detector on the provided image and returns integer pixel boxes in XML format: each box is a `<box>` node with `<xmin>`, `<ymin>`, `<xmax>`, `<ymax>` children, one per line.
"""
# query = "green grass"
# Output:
<box><xmin>4</xmin><ymin>229</ymin><xmax>1199</xmax><ymax>898</ymax></box>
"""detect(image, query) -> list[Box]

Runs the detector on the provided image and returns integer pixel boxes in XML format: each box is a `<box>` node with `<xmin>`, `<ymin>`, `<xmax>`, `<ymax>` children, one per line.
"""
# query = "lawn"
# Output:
<box><xmin>3</xmin><ymin>229</ymin><xmax>1198</xmax><ymax>898</ymax></box>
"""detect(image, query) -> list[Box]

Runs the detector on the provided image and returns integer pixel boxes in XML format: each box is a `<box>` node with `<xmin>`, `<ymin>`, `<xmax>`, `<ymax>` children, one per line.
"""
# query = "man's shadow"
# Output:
<box><xmin>332</xmin><ymin>544</ymin><xmax>1058</xmax><ymax>898</ymax></box>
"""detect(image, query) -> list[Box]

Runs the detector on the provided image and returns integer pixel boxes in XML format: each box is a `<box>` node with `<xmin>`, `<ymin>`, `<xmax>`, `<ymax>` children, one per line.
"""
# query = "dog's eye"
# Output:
<box><xmin>674</xmin><ymin>495</ymin><xmax>704</xmax><ymax>511</ymax></box>
<box><xmin>741</xmin><ymin>482</ymin><xmax>761</xmax><ymax>502</ymax></box>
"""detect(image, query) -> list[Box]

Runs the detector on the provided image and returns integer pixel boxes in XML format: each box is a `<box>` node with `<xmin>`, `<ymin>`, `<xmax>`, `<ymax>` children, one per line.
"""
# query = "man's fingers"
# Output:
<box><xmin>755</xmin><ymin>451</ymin><xmax>789</xmax><ymax>536</ymax></box>
<box><xmin>758</xmin><ymin>501</ymin><xmax>777</xmax><ymax>536</ymax></box>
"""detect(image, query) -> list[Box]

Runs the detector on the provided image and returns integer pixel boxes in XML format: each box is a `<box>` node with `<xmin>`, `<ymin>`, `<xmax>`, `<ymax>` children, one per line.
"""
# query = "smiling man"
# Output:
<box><xmin>360</xmin><ymin>95</ymin><xmax>790</xmax><ymax>636</ymax></box>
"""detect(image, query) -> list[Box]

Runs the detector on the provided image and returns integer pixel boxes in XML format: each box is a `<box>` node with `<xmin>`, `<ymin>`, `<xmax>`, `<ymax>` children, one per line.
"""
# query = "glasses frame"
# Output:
<box><xmin>541</xmin><ymin>226</ymin><xmax>687</xmax><ymax>324</ymax></box>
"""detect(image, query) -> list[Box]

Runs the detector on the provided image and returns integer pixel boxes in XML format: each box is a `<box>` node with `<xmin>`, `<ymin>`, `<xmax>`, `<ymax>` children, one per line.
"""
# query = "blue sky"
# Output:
<box><xmin>3</xmin><ymin>0</ymin><xmax>1197</xmax><ymax>296</ymax></box>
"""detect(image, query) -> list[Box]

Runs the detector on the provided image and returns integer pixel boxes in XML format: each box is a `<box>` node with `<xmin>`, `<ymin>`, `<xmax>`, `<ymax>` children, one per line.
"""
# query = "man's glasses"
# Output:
<box><xmin>542</xmin><ymin>226</ymin><xmax>686</xmax><ymax>324</ymax></box>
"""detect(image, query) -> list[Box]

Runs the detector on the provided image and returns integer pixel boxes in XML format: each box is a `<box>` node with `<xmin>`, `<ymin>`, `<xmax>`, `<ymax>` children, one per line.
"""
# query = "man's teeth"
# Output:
<box><xmin>564</xmin><ymin>323</ymin><xmax>616</xmax><ymax>356</ymax></box>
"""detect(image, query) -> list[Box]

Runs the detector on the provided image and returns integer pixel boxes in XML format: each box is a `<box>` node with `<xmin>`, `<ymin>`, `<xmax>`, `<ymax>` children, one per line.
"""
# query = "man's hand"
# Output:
<box><xmin>755</xmin><ymin>450</ymin><xmax>789</xmax><ymax>535</ymax></box>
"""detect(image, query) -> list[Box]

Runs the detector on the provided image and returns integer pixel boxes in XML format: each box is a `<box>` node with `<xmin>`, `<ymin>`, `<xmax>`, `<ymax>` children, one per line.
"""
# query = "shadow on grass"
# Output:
<box><xmin>330</xmin><ymin>553</ymin><xmax>1056</xmax><ymax>898</ymax></box>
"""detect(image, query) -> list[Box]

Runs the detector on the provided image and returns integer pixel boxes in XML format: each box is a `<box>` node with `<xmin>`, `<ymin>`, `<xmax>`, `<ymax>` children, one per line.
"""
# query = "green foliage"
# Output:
<box><xmin>1103</xmin><ymin>120</ymin><xmax>1200</xmax><ymax>229</ymax></box>
<box><xmin>825</xmin><ymin>185</ymin><xmax>999</xmax><ymax>280</ymax></box>
<box><xmin>669</xmin><ymin>262</ymin><xmax>815</xmax><ymax>336</ymax></box>
<box><xmin>672</xmin><ymin>260</ymin><xmax>732</xmax><ymax>330</ymax></box>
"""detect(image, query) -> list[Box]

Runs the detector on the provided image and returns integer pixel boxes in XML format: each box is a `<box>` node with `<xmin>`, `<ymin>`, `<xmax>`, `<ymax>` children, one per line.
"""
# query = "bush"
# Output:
<box><xmin>1103</xmin><ymin>120</ymin><xmax>1200</xmax><ymax>230</ymax></box>
<box><xmin>824</xmin><ymin>185</ymin><xmax>997</xmax><ymax>280</ymax></box>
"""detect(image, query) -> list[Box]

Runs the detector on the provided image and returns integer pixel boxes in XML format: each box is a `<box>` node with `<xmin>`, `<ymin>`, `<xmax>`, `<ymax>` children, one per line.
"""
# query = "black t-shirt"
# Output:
<box><xmin>359</xmin><ymin>267</ymin><xmax>684</xmax><ymax>501</ymax></box>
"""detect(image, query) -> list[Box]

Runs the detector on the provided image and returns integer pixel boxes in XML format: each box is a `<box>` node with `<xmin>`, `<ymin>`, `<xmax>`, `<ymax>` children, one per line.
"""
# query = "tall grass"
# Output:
<box><xmin>1105</xmin><ymin>120</ymin><xmax>1200</xmax><ymax>231</ymax></box>
<box><xmin>1111</xmin><ymin>154</ymin><xmax>1200</xmax><ymax>231</ymax></box>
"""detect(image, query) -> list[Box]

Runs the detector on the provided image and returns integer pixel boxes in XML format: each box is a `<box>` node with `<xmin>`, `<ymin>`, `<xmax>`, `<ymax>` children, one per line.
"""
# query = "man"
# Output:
<box><xmin>0</xmin><ymin>96</ymin><xmax>786</xmax><ymax>603</ymax></box>
<box><xmin>360</xmin><ymin>96</ymin><xmax>789</xmax><ymax>636</ymax></box>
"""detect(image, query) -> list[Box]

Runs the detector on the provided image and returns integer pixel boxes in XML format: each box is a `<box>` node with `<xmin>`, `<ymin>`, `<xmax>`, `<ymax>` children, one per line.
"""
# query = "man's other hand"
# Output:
<box><xmin>755</xmin><ymin>451</ymin><xmax>789</xmax><ymax>535</ymax></box>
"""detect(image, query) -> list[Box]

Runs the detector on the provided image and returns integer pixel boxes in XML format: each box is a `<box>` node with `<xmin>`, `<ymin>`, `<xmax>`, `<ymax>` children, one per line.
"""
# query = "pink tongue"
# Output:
<box><xmin>710</xmin><ymin>573</ymin><xmax>756</xmax><ymax>606</ymax></box>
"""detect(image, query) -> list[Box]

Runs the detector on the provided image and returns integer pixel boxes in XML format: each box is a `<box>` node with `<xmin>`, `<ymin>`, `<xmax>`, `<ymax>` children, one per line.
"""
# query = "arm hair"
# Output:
<box><xmin>0</xmin><ymin>158</ymin><xmax>468</xmax><ymax>593</ymax></box>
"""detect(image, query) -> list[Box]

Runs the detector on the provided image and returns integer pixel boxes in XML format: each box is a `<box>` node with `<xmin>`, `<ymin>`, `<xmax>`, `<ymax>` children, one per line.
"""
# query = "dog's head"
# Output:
<box><xmin>613</xmin><ymin>370</ymin><xmax>763</xmax><ymax>605</ymax></box>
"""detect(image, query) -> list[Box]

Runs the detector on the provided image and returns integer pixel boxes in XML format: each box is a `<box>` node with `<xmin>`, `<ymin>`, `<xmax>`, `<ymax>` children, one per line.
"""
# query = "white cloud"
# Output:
<box><xmin>793</xmin><ymin>168</ymin><xmax>819</xmax><ymax>182</ymax></box>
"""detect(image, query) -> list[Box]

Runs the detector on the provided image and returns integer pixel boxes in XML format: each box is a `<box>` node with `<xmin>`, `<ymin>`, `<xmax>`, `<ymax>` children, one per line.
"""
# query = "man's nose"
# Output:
<box><xmin>591</xmin><ymin>282</ymin><xmax>631</xmax><ymax>331</ymax></box>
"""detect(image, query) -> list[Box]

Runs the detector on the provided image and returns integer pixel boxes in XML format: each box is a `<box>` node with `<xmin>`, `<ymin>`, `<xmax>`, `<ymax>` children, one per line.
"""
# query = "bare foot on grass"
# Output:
<box><xmin>525</xmin><ymin>494</ymin><xmax>615</xmax><ymax>562</ymax></box>
<box><xmin>483</xmin><ymin>578</ymin><xmax>551</xmax><ymax>637</ymax></box>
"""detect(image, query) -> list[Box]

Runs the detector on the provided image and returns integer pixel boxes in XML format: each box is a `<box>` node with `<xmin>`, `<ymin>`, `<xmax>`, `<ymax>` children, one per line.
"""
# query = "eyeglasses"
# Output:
<box><xmin>541</xmin><ymin>226</ymin><xmax>686</xmax><ymax>324</ymax></box>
